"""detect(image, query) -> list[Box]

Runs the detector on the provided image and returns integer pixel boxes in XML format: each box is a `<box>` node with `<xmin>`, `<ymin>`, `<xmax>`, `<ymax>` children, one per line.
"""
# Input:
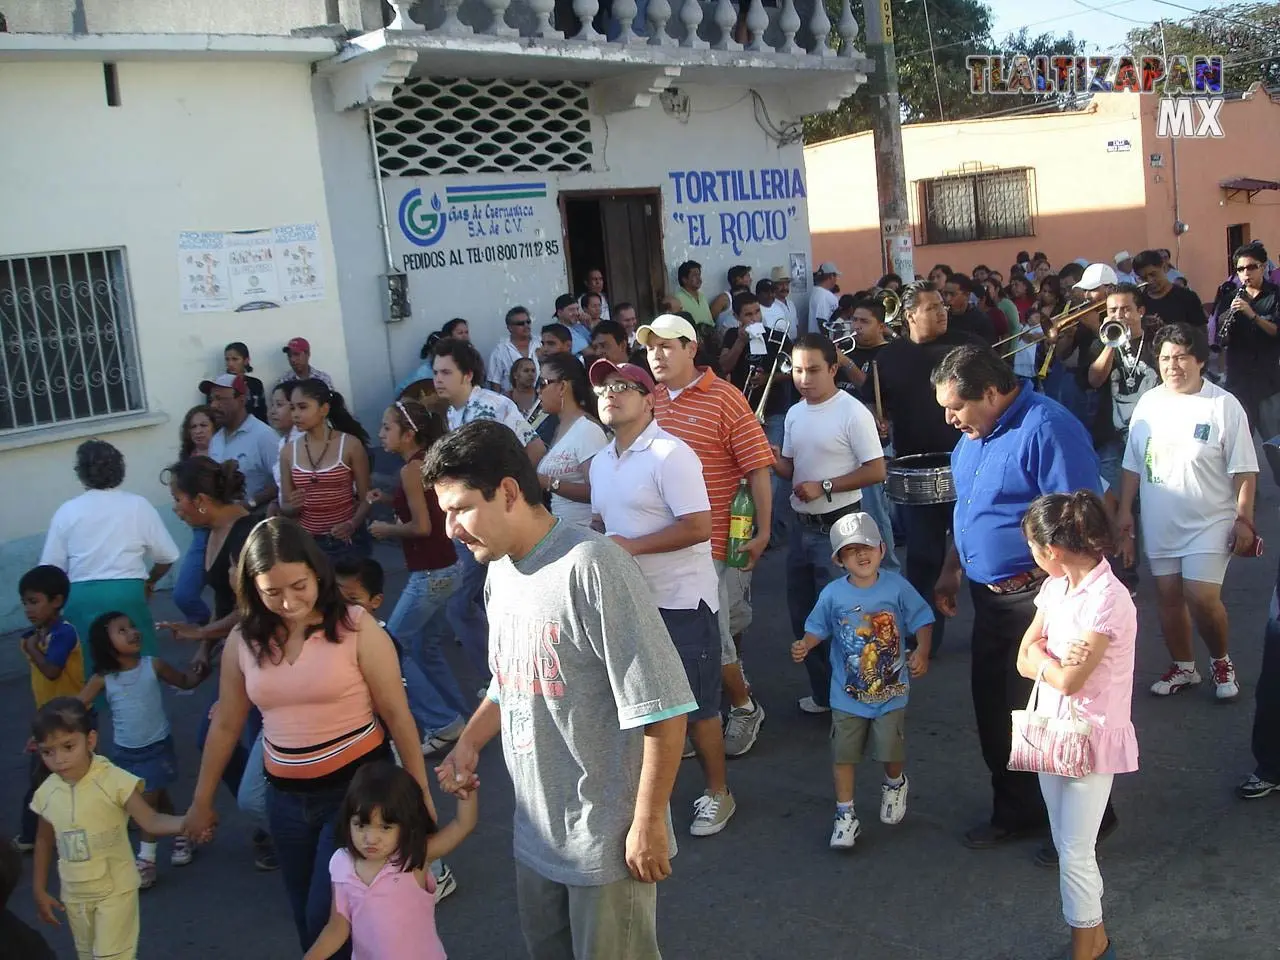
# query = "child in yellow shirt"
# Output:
<box><xmin>15</xmin><ymin>565</ymin><xmax>85</xmax><ymax>853</ymax></box>
<box><xmin>29</xmin><ymin>698</ymin><xmax>187</xmax><ymax>960</ymax></box>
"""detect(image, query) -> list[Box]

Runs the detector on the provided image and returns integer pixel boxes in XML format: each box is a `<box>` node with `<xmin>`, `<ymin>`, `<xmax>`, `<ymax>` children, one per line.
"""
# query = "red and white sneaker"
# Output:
<box><xmin>136</xmin><ymin>857</ymin><xmax>157</xmax><ymax>889</ymax></box>
<box><xmin>1150</xmin><ymin>664</ymin><xmax>1201</xmax><ymax>696</ymax></box>
<box><xmin>1211</xmin><ymin>657</ymin><xmax>1239</xmax><ymax>700</ymax></box>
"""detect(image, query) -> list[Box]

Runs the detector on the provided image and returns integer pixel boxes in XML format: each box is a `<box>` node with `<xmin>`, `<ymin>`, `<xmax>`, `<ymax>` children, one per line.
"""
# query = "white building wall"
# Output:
<box><xmin>0</xmin><ymin>59</ymin><xmax>350</xmax><ymax>630</ymax></box>
<box><xmin>314</xmin><ymin>83</ymin><xmax>815</xmax><ymax>426</ymax></box>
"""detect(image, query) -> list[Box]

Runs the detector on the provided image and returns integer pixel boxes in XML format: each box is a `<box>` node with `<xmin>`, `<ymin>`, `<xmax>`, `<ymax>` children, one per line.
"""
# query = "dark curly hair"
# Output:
<box><xmin>235</xmin><ymin>517</ymin><xmax>354</xmax><ymax>666</ymax></box>
<box><xmin>165</xmin><ymin>455</ymin><xmax>246</xmax><ymax>506</ymax></box>
<box><xmin>75</xmin><ymin>440</ymin><xmax>125</xmax><ymax>490</ymax></box>
<box><xmin>180</xmin><ymin>405</ymin><xmax>216</xmax><ymax>460</ymax></box>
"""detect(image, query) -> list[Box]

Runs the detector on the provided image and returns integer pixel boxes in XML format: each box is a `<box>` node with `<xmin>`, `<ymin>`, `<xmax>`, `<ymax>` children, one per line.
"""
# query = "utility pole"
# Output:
<box><xmin>862</xmin><ymin>0</ymin><xmax>915</xmax><ymax>282</ymax></box>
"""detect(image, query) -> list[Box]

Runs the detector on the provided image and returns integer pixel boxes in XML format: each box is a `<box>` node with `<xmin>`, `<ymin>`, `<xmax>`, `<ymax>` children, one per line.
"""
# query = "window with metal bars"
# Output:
<box><xmin>0</xmin><ymin>249</ymin><xmax>145</xmax><ymax>433</ymax></box>
<box><xmin>372</xmin><ymin>77</ymin><xmax>594</xmax><ymax>177</ymax></box>
<box><xmin>916</xmin><ymin>168</ymin><xmax>1035</xmax><ymax>245</ymax></box>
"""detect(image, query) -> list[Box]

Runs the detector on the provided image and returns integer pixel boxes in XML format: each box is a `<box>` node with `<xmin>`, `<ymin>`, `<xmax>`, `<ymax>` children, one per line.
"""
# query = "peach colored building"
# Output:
<box><xmin>806</xmin><ymin>86</ymin><xmax>1280</xmax><ymax>299</ymax></box>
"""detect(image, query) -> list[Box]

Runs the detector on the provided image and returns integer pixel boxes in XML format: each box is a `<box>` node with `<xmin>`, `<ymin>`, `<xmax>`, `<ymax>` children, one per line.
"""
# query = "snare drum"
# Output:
<box><xmin>886</xmin><ymin>453</ymin><xmax>956</xmax><ymax>506</ymax></box>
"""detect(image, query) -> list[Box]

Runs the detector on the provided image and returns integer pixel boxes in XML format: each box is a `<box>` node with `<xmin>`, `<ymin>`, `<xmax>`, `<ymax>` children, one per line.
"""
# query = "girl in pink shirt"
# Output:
<box><xmin>304</xmin><ymin>762</ymin><xmax>478</xmax><ymax>960</ymax></box>
<box><xmin>1017</xmin><ymin>491</ymin><xmax>1138</xmax><ymax>960</ymax></box>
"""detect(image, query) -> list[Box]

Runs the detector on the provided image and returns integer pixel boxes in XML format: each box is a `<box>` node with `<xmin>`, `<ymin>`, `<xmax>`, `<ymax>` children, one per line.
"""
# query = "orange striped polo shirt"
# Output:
<box><xmin>653</xmin><ymin>368</ymin><xmax>776</xmax><ymax>560</ymax></box>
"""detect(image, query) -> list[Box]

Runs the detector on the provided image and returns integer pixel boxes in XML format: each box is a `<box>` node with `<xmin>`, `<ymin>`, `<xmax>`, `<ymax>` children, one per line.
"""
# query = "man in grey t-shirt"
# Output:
<box><xmin>429</xmin><ymin>420</ymin><xmax>695</xmax><ymax>960</ymax></box>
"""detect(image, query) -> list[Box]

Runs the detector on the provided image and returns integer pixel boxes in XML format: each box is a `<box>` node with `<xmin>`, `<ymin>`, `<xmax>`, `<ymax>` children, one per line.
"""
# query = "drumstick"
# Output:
<box><xmin>872</xmin><ymin>361</ymin><xmax>884</xmax><ymax>422</ymax></box>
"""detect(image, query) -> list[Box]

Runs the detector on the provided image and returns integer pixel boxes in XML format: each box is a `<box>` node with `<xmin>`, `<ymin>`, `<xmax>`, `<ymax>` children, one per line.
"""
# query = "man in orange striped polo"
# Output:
<box><xmin>641</xmin><ymin>313</ymin><xmax>775</xmax><ymax>757</ymax></box>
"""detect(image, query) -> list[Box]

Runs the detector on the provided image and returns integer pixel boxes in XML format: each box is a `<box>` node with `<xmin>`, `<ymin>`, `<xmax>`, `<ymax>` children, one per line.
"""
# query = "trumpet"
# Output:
<box><xmin>1099</xmin><ymin>319</ymin><xmax>1129</xmax><ymax>349</ymax></box>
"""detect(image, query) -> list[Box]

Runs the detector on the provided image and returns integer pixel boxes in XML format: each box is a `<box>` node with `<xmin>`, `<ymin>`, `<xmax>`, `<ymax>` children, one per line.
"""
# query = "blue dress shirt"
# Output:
<box><xmin>951</xmin><ymin>387</ymin><xmax>1101</xmax><ymax>585</ymax></box>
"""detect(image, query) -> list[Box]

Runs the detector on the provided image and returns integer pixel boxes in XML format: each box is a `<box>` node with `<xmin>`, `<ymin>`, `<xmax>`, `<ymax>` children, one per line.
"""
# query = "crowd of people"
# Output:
<box><xmin>7</xmin><ymin>239</ymin><xmax>1280</xmax><ymax>960</ymax></box>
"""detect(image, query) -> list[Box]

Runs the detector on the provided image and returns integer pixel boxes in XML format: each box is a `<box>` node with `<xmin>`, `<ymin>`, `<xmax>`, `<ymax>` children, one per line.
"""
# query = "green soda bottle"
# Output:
<box><xmin>725</xmin><ymin>478</ymin><xmax>755</xmax><ymax>569</ymax></box>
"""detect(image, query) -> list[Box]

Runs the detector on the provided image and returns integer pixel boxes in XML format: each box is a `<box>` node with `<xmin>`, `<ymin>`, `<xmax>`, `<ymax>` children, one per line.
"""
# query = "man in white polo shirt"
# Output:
<box><xmin>485</xmin><ymin>305</ymin><xmax>537</xmax><ymax>393</ymax></box>
<box><xmin>199</xmin><ymin>373</ymin><xmax>280</xmax><ymax>512</ymax></box>
<box><xmin>588</xmin><ymin>358</ymin><xmax>736</xmax><ymax>839</ymax></box>
<box><xmin>775</xmin><ymin>333</ymin><xmax>890</xmax><ymax>715</ymax></box>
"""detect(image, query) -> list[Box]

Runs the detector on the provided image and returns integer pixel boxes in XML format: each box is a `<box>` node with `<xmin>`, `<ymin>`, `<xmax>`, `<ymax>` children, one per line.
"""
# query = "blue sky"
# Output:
<box><xmin>984</xmin><ymin>0</ymin><xmax>1241</xmax><ymax>50</ymax></box>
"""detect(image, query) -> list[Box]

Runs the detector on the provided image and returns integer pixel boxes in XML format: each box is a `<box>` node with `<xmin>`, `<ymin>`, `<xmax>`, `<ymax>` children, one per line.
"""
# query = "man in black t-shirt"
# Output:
<box><xmin>871</xmin><ymin>281</ymin><xmax>984</xmax><ymax>654</ymax></box>
<box><xmin>942</xmin><ymin>275</ymin><xmax>997</xmax><ymax>344</ymax></box>
<box><xmin>834</xmin><ymin>297</ymin><xmax>890</xmax><ymax>400</ymax></box>
<box><xmin>1135</xmin><ymin>249</ymin><xmax>1203</xmax><ymax>328</ymax></box>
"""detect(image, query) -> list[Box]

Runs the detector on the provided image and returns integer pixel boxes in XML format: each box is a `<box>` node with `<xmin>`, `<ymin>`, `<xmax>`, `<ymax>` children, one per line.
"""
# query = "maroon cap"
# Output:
<box><xmin>283</xmin><ymin>337</ymin><xmax>311</xmax><ymax>354</ymax></box>
<box><xmin>588</xmin><ymin>358</ymin><xmax>655</xmax><ymax>394</ymax></box>
<box><xmin>198</xmin><ymin>373</ymin><xmax>247</xmax><ymax>395</ymax></box>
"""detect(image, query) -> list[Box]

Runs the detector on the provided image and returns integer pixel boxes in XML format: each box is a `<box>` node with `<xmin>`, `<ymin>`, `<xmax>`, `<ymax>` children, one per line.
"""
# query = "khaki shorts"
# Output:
<box><xmin>831</xmin><ymin>708</ymin><xmax>906</xmax><ymax>765</ymax></box>
<box><xmin>712</xmin><ymin>560</ymin><xmax>752</xmax><ymax>665</ymax></box>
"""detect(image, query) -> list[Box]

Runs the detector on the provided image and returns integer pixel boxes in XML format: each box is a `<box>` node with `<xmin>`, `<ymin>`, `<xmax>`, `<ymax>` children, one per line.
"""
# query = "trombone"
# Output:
<box><xmin>996</xmin><ymin>299</ymin><xmax>1106</xmax><ymax>360</ymax></box>
<box><xmin>749</xmin><ymin>317</ymin><xmax>793</xmax><ymax>423</ymax></box>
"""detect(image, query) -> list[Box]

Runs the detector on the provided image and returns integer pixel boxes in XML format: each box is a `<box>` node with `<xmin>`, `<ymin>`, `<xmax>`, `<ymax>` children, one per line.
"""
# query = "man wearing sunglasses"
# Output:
<box><xmin>485</xmin><ymin>305</ymin><xmax>537</xmax><ymax>393</ymax></box>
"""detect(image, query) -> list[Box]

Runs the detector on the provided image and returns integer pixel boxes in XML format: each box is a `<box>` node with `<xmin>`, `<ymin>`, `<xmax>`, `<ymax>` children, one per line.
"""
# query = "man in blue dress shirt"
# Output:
<box><xmin>930</xmin><ymin>345</ymin><xmax>1115</xmax><ymax>858</ymax></box>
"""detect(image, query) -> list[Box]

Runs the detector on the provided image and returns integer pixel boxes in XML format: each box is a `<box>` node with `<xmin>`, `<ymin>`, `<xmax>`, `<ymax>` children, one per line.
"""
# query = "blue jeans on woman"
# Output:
<box><xmin>387</xmin><ymin>563</ymin><xmax>470</xmax><ymax>734</ymax></box>
<box><xmin>447</xmin><ymin>547</ymin><xmax>492</xmax><ymax>683</ymax></box>
<box><xmin>266</xmin><ymin>782</ymin><xmax>350</xmax><ymax>957</ymax></box>
<box><xmin>173</xmin><ymin>527</ymin><xmax>211</xmax><ymax>625</ymax></box>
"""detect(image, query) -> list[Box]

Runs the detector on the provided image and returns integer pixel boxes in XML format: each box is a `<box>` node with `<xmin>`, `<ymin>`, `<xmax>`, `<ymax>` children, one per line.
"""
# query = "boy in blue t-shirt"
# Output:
<box><xmin>791</xmin><ymin>512</ymin><xmax>934</xmax><ymax>850</ymax></box>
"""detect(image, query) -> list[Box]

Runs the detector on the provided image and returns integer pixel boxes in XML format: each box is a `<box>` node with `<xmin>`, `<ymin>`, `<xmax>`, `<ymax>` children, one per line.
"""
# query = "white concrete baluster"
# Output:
<box><xmin>711</xmin><ymin>0</ymin><xmax>741</xmax><ymax>51</ymax></box>
<box><xmin>611</xmin><ymin>0</ymin><xmax>641</xmax><ymax>43</ymax></box>
<box><xmin>529</xmin><ymin>0</ymin><xmax>564</xmax><ymax>38</ymax></box>
<box><xmin>835</xmin><ymin>0</ymin><xmax>858</xmax><ymax>55</ymax></box>
<box><xmin>481</xmin><ymin>0</ymin><xmax>518</xmax><ymax>36</ymax></box>
<box><xmin>388</xmin><ymin>0</ymin><xmax>427</xmax><ymax>30</ymax></box>
<box><xmin>647</xmin><ymin>0</ymin><xmax>676</xmax><ymax>46</ymax></box>
<box><xmin>744</xmin><ymin>0</ymin><xmax>768</xmax><ymax>51</ymax></box>
<box><xmin>776</xmin><ymin>0</ymin><xmax>800</xmax><ymax>53</ymax></box>
<box><xmin>573</xmin><ymin>0</ymin><xmax>604</xmax><ymax>40</ymax></box>
<box><xmin>808</xmin><ymin>0</ymin><xmax>833</xmax><ymax>55</ymax></box>
<box><xmin>678</xmin><ymin>0</ymin><xmax>708</xmax><ymax>48</ymax></box>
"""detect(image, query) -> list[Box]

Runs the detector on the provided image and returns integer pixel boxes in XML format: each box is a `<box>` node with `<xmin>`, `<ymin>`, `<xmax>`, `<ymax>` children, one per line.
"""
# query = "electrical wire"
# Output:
<box><xmin>750</xmin><ymin>89</ymin><xmax>804</xmax><ymax>146</ymax></box>
<box><xmin>920</xmin><ymin>0</ymin><xmax>946</xmax><ymax>121</ymax></box>
<box><xmin>1149</xmin><ymin>0</ymin><xmax>1278</xmax><ymax>34</ymax></box>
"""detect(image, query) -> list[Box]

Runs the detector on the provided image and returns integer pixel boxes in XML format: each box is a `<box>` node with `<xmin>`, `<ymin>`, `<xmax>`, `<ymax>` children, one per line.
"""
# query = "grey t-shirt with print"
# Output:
<box><xmin>484</xmin><ymin>519</ymin><xmax>696</xmax><ymax>886</ymax></box>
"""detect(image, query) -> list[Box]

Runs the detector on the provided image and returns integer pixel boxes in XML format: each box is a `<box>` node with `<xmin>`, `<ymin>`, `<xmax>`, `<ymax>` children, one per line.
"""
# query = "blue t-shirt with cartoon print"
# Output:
<box><xmin>804</xmin><ymin>570</ymin><xmax>934</xmax><ymax>718</ymax></box>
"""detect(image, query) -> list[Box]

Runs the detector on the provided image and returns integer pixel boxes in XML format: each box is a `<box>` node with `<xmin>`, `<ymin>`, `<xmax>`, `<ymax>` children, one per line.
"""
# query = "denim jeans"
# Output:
<box><xmin>196</xmin><ymin>699</ymin><xmax>262</xmax><ymax>801</ymax></box>
<box><xmin>764</xmin><ymin>413</ymin><xmax>793</xmax><ymax>545</ymax></box>
<box><xmin>387</xmin><ymin>564</ymin><xmax>471</xmax><ymax>735</ymax></box>
<box><xmin>902</xmin><ymin>501</ymin><xmax>953</xmax><ymax>654</ymax></box>
<box><xmin>857</xmin><ymin>483</ymin><xmax>900</xmax><ymax>573</ymax></box>
<box><xmin>266</xmin><ymin>783</ymin><xmax>351</xmax><ymax>956</ymax></box>
<box><xmin>1251</xmin><ymin>616</ymin><xmax>1280</xmax><ymax>782</ymax></box>
<box><xmin>236</xmin><ymin>732</ymin><xmax>267</xmax><ymax>829</ymax></box>
<box><xmin>173</xmin><ymin>526</ymin><xmax>211</xmax><ymax>625</ymax></box>
<box><xmin>447</xmin><ymin>545</ymin><xmax>491</xmax><ymax>682</ymax></box>
<box><xmin>1040</xmin><ymin>771</ymin><xmax>1114</xmax><ymax>928</ymax></box>
<box><xmin>787</xmin><ymin>523</ymin><xmax>843</xmax><ymax>706</ymax></box>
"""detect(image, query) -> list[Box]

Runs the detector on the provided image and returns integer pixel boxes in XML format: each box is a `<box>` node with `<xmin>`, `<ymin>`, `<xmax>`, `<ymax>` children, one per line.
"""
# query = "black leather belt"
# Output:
<box><xmin>797</xmin><ymin>502</ymin><xmax>860</xmax><ymax>533</ymax></box>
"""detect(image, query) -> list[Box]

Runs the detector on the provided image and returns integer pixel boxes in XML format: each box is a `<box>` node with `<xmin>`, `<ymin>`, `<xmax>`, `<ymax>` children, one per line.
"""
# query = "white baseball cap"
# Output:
<box><xmin>829</xmin><ymin>512</ymin><xmax>883</xmax><ymax>562</ymax></box>
<box><xmin>817</xmin><ymin>261</ymin><xmax>840</xmax><ymax>276</ymax></box>
<box><xmin>1113</xmin><ymin>250</ymin><xmax>1132</xmax><ymax>265</ymax></box>
<box><xmin>1075</xmin><ymin>263</ymin><xmax>1119</xmax><ymax>291</ymax></box>
<box><xmin>636</xmin><ymin>313</ymin><xmax>698</xmax><ymax>346</ymax></box>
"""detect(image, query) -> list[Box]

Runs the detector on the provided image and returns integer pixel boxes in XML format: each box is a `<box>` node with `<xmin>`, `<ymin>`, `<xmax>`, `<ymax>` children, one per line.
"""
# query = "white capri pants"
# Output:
<box><xmin>1147</xmin><ymin>552</ymin><xmax>1230</xmax><ymax>585</ymax></box>
<box><xmin>1039</xmin><ymin>771</ymin><xmax>1114</xmax><ymax>929</ymax></box>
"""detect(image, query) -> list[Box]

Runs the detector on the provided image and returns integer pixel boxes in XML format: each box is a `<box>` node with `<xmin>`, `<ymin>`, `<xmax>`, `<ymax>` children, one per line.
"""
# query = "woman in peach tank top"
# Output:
<box><xmin>184</xmin><ymin>518</ymin><xmax>433</xmax><ymax>955</ymax></box>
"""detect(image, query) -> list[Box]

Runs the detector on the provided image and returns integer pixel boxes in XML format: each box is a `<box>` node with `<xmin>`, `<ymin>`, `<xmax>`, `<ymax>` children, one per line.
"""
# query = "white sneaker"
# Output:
<box><xmin>797</xmin><ymin>696</ymin><xmax>831</xmax><ymax>715</ymax></box>
<box><xmin>1211</xmin><ymin>657</ymin><xmax>1239</xmax><ymax>700</ymax></box>
<box><xmin>1150</xmin><ymin>664</ymin><xmax>1202</xmax><ymax>696</ymax></box>
<box><xmin>170</xmin><ymin>835</ymin><xmax>195</xmax><ymax>867</ymax></box>
<box><xmin>829</xmin><ymin>808</ymin><xmax>861</xmax><ymax>850</ymax></box>
<box><xmin>880</xmin><ymin>776</ymin><xmax>909</xmax><ymax>825</ymax></box>
<box><xmin>433</xmin><ymin>863</ymin><xmax>457</xmax><ymax>903</ymax></box>
<box><xmin>690</xmin><ymin>789</ymin><xmax>737</xmax><ymax>837</ymax></box>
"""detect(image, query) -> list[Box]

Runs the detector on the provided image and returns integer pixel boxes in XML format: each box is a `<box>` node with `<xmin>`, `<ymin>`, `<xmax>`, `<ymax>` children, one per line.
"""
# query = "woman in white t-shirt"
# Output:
<box><xmin>535</xmin><ymin>354</ymin><xmax>608</xmax><ymax>527</ymax></box>
<box><xmin>1117</xmin><ymin>323</ymin><xmax>1260</xmax><ymax>701</ymax></box>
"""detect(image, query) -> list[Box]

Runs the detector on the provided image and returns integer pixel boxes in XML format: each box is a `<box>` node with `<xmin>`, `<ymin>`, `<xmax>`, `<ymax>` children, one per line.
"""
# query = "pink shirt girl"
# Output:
<box><xmin>329</xmin><ymin>848</ymin><xmax>446</xmax><ymax>960</ymax></box>
<box><xmin>1033</xmin><ymin>558</ymin><xmax>1139</xmax><ymax>774</ymax></box>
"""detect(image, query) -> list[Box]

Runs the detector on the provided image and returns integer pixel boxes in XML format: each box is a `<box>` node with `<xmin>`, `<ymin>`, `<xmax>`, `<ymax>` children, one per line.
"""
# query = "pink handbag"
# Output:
<box><xmin>1008</xmin><ymin>663</ymin><xmax>1094</xmax><ymax>779</ymax></box>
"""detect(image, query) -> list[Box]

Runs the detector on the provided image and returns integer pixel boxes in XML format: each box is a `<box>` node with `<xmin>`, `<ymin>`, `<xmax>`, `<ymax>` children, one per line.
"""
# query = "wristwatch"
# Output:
<box><xmin>821</xmin><ymin>479</ymin><xmax>834</xmax><ymax>502</ymax></box>
<box><xmin>550</xmin><ymin>478</ymin><xmax>561</xmax><ymax>493</ymax></box>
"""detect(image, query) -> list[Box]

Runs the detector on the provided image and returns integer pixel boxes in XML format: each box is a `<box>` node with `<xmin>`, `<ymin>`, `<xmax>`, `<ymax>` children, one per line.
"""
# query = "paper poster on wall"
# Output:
<box><xmin>789</xmin><ymin>253</ymin><xmax>809</xmax><ymax>295</ymax></box>
<box><xmin>178</xmin><ymin>223</ymin><xmax>326</xmax><ymax>312</ymax></box>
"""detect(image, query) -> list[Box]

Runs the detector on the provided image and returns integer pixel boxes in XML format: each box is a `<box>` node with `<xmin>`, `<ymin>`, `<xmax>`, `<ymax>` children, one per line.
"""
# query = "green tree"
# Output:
<box><xmin>1123</xmin><ymin>2</ymin><xmax>1280</xmax><ymax>91</ymax></box>
<box><xmin>804</xmin><ymin>2</ymin><xmax>1082</xmax><ymax>143</ymax></box>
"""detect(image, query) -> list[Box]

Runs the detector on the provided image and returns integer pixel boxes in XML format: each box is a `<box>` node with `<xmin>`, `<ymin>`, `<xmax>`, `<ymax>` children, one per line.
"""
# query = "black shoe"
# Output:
<box><xmin>1034</xmin><ymin>809</ymin><xmax>1119</xmax><ymax>867</ymax></box>
<box><xmin>963</xmin><ymin>822</ymin><xmax>1044</xmax><ymax>849</ymax></box>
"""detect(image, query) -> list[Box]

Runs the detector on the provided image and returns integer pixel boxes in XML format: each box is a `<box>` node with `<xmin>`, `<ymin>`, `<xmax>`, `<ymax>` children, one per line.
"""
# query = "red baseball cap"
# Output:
<box><xmin>588</xmin><ymin>359</ymin><xmax>655</xmax><ymax>394</ymax></box>
<box><xmin>283</xmin><ymin>337</ymin><xmax>311</xmax><ymax>354</ymax></box>
<box><xmin>198</xmin><ymin>373</ymin><xmax>247</xmax><ymax>395</ymax></box>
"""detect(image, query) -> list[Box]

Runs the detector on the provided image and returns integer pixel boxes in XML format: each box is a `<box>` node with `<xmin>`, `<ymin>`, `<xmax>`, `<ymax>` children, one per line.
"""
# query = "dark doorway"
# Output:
<box><xmin>560</xmin><ymin>190</ymin><xmax>665</xmax><ymax>321</ymax></box>
<box><xmin>1227</xmin><ymin>223</ymin><xmax>1250</xmax><ymax>275</ymax></box>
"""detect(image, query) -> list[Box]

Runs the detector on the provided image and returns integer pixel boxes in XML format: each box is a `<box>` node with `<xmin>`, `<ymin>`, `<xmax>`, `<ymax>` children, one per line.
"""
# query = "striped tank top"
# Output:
<box><xmin>291</xmin><ymin>432</ymin><xmax>355</xmax><ymax>536</ymax></box>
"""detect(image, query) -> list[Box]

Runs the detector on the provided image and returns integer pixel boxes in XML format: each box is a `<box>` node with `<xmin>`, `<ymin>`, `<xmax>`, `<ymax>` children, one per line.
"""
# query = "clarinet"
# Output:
<box><xmin>1215</xmin><ymin>281</ymin><xmax>1245</xmax><ymax>349</ymax></box>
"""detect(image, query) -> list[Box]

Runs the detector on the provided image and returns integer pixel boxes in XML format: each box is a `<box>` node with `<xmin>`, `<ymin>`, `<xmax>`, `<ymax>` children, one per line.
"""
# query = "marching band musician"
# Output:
<box><xmin>1213</xmin><ymin>242</ymin><xmax>1280</xmax><ymax>439</ymax></box>
<box><xmin>867</xmin><ymin>282</ymin><xmax>983</xmax><ymax>656</ymax></box>
<box><xmin>930</xmin><ymin>345</ymin><xmax>1116</xmax><ymax>862</ymax></box>
<box><xmin>777</xmin><ymin>334</ymin><xmax>893</xmax><ymax>715</ymax></box>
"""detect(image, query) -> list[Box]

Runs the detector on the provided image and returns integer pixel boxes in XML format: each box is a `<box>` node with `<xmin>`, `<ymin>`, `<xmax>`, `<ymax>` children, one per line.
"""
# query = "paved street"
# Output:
<box><xmin>5</xmin><ymin>495</ymin><xmax>1280</xmax><ymax>960</ymax></box>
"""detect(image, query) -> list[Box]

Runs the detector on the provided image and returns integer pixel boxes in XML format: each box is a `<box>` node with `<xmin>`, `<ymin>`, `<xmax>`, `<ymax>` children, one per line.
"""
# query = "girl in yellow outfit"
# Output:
<box><xmin>29</xmin><ymin>698</ymin><xmax>187</xmax><ymax>960</ymax></box>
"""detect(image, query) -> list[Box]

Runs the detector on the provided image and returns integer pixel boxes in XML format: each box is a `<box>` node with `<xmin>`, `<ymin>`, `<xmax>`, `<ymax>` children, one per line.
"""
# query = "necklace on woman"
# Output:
<box><xmin>303</xmin><ymin>426</ymin><xmax>333</xmax><ymax>483</ymax></box>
